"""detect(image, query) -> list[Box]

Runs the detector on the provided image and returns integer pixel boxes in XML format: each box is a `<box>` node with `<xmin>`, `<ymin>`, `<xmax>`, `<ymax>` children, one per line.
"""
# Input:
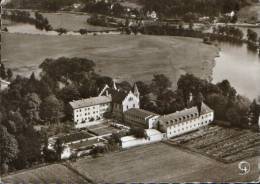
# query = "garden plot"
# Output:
<box><xmin>169</xmin><ymin>125</ymin><xmax>260</xmax><ymax>163</ymax></box>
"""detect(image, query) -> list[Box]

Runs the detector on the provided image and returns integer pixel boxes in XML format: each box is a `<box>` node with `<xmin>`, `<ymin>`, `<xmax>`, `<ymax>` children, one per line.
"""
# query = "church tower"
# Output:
<box><xmin>133</xmin><ymin>83</ymin><xmax>140</xmax><ymax>99</ymax></box>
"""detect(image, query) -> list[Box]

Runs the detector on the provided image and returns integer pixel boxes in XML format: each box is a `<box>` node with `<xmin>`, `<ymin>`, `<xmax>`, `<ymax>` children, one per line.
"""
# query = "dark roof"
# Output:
<box><xmin>124</xmin><ymin>108</ymin><xmax>158</xmax><ymax>118</ymax></box>
<box><xmin>108</xmin><ymin>88</ymin><xmax>128</xmax><ymax>104</ymax></box>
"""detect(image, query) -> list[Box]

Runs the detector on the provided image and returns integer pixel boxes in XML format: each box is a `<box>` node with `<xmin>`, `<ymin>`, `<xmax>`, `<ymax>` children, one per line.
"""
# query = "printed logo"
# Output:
<box><xmin>238</xmin><ymin>161</ymin><xmax>250</xmax><ymax>175</ymax></box>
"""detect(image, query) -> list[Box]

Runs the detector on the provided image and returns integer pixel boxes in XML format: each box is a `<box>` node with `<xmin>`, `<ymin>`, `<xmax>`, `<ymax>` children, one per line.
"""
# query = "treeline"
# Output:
<box><xmin>209</xmin><ymin>25</ymin><xmax>244</xmax><ymax>44</ymax></box>
<box><xmin>4</xmin><ymin>0</ymin><xmax>76</xmax><ymax>11</ymax></box>
<box><xmin>139</xmin><ymin>0</ymin><xmax>252</xmax><ymax>17</ymax></box>
<box><xmin>87</xmin><ymin>14</ymin><xmax>123</xmax><ymax>28</ymax></box>
<box><xmin>3</xmin><ymin>10</ymin><xmax>53</xmax><ymax>31</ymax></box>
<box><xmin>122</xmin><ymin>24</ymin><xmax>205</xmax><ymax>38</ymax></box>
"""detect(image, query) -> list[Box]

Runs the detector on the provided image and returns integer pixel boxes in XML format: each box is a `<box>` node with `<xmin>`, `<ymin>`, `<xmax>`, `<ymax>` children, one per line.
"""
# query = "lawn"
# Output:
<box><xmin>2</xmin><ymin>164</ymin><xmax>89</xmax><ymax>184</ymax></box>
<box><xmin>70</xmin><ymin>142</ymin><xmax>259</xmax><ymax>182</ymax></box>
<box><xmin>41</xmin><ymin>12</ymin><xmax>115</xmax><ymax>31</ymax></box>
<box><xmin>3</xmin><ymin>10</ymin><xmax>114</xmax><ymax>31</ymax></box>
<box><xmin>1</xmin><ymin>33</ymin><xmax>218</xmax><ymax>88</ymax></box>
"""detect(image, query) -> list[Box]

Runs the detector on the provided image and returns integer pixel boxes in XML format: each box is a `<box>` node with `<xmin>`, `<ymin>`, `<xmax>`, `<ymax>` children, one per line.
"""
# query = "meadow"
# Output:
<box><xmin>2</xmin><ymin>164</ymin><xmax>88</xmax><ymax>184</ymax></box>
<box><xmin>41</xmin><ymin>12</ymin><xmax>114</xmax><ymax>31</ymax></box>
<box><xmin>2</xmin><ymin>143</ymin><xmax>259</xmax><ymax>183</ymax></box>
<box><xmin>2</xmin><ymin>33</ymin><xmax>218</xmax><ymax>88</ymax></box>
<box><xmin>71</xmin><ymin>143</ymin><xmax>259</xmax><ymax>183</ymax></box>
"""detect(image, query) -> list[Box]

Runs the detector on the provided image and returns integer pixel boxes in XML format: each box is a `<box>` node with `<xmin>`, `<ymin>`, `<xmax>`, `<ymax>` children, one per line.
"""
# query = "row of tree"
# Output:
<box><xmin>3</xmin><ymin>10</ymin><xmax>52</xmax><ymax>31</ymax></box>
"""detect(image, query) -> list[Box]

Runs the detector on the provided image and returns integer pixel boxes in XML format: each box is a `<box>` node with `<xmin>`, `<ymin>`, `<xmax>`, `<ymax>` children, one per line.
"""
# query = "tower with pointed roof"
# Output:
<box><xmin>133</xmin><ymin>83</ymin><xmax>140</xmax><ymax>99</ymax></box>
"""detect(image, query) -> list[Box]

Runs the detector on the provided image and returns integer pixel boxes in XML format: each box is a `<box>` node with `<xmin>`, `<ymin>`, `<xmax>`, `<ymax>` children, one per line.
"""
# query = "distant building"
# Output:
<box><xmin>158</xmin><ymin>102</ymin><xmax>214</xmax><ymax>138</ymax></box>
<box><xmin>124</xmin><ymin>108</ymin><xmax>159</xmax><ymax>129</ymax></box>
<box><xmin>0</xmin><ymin>78</ymin><xmax>10</xmax><ymax>90</ymax></box>
<box><xmin>69</xmin><ymin>96</ymin><xmax>112</xmax><ymax>128</ymax></box>
<box><xmin>146</xmin><ymin>11</ymin><xmax>158</xmax><ymax>20</ymax></box>
<box><xmin>70</xmin><ymin>81</ymin><xmax>140</xmax><ymax>128</ymax></box>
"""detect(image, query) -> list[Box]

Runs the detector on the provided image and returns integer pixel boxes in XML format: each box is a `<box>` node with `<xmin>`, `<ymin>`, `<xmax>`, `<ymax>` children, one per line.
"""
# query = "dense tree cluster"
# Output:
<box><xmin>83</xmin><ymin>1</ymin><xmax>129</xmax><ymax>18</ymax></box>
<box><xmin>212</xmin><ymin>26</ymin><xmax>244</xmax><ymax>40</ymax></box>
<box><xmin>3</xmin><ymin>10</ymin><xmax>52</xmax><ymax>31</ymax></box>
<box><xmin>135</xmin><ymin>73</ymin><xmax>254</xmax><ymax>129</ymax></box>
<box><xmin>87</xmin><ymin>14</ymin><xmax>122</xmax><ymax>28</ymax></box>
<box><xmin>0</xmin><ymin>57</ymin><xmax>114</xmax><ymax>174</ymax></box>
<box><xmin>177</xmin><ymin>74</ymin><xmax>253</xmax><ymax>128</ymax></box>
<box><xmin>5</xmin><ymin>0</ymin><xmax>76</xmax><ymax>11</ymax></box>
<box><xmin>0</xmin><ymin>63</ymin><xmax>13</xmax><ymax>80</ymax></box>
<box><xmin>140</xmin><ymin>0</ymin><xmax>251</xmax><ymax>18</ymax></box>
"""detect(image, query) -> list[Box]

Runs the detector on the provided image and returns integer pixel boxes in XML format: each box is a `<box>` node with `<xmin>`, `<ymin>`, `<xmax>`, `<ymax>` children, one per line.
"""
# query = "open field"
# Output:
<box><xmin>70</xmin><ymin>142</ymin><xmax>259</xmax><ymax>182</ymax></box>
<box><xmin>3</xmin><ymin>10</ymin><xmax>114</xmax><ymax>31</ymax></box>
<box><xmin>2</xmin><ymin>33</ymin><xmax>218</xmax><ymax>87</ymax></box>
<box><xmin>2</xmin><ymin>143</ymin><xmax>259</xmax><ymax>183</ymax></box>
<box><xmin>42</xmin><ymin>12</ymin><xmax>114</xmax><ymax>31</ymax></box>
<box><xmin>2</xmin><ymin>164</ymin><xmax>89</xmax><ymax>184</ymax></box>
<box><xmin>168</xmin><ymin>125</ymin><xmax>260</xmax><ymax>163</ymax></box>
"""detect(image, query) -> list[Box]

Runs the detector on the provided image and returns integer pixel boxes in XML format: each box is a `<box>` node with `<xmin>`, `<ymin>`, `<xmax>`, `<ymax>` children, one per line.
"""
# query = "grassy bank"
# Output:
<box><xmin>2</xmin><ymin>33</ymin><xmax>218</xmax><ymax>88</ymax></box>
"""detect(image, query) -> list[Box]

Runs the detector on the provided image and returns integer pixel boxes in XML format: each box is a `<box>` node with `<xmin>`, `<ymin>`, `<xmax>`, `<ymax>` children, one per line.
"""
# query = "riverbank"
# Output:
<box><xmin>1</xmin><ymin>33</ymin><xmax>218</xmax><ymax>89</ymax></box>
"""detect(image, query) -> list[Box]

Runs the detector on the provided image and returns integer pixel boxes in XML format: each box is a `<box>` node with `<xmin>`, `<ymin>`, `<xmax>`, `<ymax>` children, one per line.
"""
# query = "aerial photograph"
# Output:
<box><xmin>0</xmin><ymin>0</ymin><xmax>259</xmax><ymax>183</ymax></box>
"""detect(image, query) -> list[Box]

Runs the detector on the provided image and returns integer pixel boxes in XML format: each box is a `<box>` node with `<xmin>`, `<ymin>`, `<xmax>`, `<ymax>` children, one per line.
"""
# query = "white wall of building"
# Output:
<box><xmin>74</xmin><ymin>103</ymin><xmax>111</xmax><ymax>128</ymax></box>
<box><xmin>61</xmin><ymin>146</ymin><xmax>72</xmax><ymax>160</ymax></box>
<box><xmin>147</xmin><ymin>115</ymin><xmax>159</xmax><ymax>129</ymax></box>
<box><xmin>121</xmin><ymin>129</ymin><xmax>164</xmax><ymax>149</ymax></box>
<box><xmin>122</xmin><ymin>91</ymin><xmax>140</xmax><ymax>112</ymax></box>
<box><xmin>166</xmin><ymin>112</ymin><xmax>214</xmax><ymax>138</ymax></box>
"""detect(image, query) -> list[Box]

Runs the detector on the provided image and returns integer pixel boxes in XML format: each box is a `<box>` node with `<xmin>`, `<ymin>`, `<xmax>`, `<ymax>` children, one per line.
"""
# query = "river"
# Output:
<box><xmin>213</xmin><ymin>42</ymin><xmax>260</xmax><ymax>100</ymax></box>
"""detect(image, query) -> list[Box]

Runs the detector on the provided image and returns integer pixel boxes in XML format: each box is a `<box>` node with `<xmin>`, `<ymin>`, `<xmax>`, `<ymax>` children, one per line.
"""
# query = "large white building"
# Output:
<box><xmin>124</xmin><ymin>108</ymin><xmax>159</xmax><ymax>129</ymax></box>
<box><xmin>69</xmin><ymin>96</ymin><xmax>112</xmax><ymax>128</ymax></box>
<box><xmin>158</xmin><ymin>102</ymin><xmax>214</xmax><ymax>138</ymax></box>
<box><xmin>70</xmin><ymin>82</ymin><xmax>140</xmax><ymax>128</ymax></box>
